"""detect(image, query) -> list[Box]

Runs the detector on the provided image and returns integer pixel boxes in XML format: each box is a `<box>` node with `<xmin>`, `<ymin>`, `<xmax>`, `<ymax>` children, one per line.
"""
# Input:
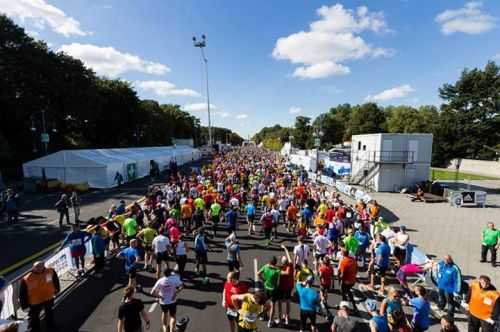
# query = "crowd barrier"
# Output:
<box><xmin>0</xmin><ymin>196</ymin><xmax>146</xmax><ymax>322</ymax></box>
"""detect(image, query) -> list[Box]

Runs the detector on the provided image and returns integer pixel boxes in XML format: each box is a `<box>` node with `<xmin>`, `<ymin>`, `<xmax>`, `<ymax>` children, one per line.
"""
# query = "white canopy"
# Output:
<box><xmin>23</xmin><ymin>146</ymin><xmax>201</xmax><ymax>188</ymax></box>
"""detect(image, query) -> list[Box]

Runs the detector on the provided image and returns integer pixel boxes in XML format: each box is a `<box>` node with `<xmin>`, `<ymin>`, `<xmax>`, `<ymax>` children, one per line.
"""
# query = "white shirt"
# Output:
<box><xmin>293</xmin><ymin>243</ymin><xmax>310</xmax><ymax>265</ymax></box>
<box><xmin>313</xmin><ymin>235</ymin><xmax>331</xmax><ymax>255</ymax></box>
<box><xmin>152</xmin><ymin>275</ymin><xmax>183</xmax><ymax>305</ymax></box>
<box><xmin>230</xmin><ymin>197</ymin><xmax>239</xmax><ymax>207</ymax></box>
<box><xmin>152</xmin><ymin>235</ymin><xmax>170</xmax><ymax>254</ymax></box>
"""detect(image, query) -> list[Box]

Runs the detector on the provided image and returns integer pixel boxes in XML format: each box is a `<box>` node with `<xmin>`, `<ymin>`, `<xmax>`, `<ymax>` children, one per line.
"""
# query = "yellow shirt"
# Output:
<box><xmin>238</xmin><ymin>295</ymin><xmax>262</xmax><ymax>330</ymax></box>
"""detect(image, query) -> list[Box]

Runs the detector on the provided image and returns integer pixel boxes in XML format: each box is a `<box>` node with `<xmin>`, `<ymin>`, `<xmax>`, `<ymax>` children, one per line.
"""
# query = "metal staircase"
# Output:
<box><xmin>349</xmin><ymin>160</ymin><xmax>380</xmax><ymax>185</ymax></box>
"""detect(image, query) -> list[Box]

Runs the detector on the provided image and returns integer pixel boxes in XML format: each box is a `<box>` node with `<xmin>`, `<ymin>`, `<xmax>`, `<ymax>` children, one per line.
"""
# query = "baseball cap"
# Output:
<box><xmin>365</xmin><ymin>299</ymin><xmax>378</xmax><ymax>312</ymax></box>
<box><xmin>339</xmin><ymin>301</ymin><xmax>351</xmax><ymax>309</ymax></box>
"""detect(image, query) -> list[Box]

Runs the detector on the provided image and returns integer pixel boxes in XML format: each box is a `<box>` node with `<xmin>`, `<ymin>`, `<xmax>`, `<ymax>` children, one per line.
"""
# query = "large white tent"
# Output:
<box><xmin>23</xmin><ymin>146</ymin><xmax>201</xmax><ymax>188</ymax></box>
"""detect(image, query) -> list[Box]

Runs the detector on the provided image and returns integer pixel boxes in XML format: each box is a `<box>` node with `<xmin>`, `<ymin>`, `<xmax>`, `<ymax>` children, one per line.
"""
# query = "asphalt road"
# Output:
<box><xmin>49</xmin><ymin>212</ymin><xmax>445</xmax><ymax>332</ymax></box>
<box><xmin>0</xmin><ymin>160</ymin><xmax>206</xmax><ymax>276</ymax></box>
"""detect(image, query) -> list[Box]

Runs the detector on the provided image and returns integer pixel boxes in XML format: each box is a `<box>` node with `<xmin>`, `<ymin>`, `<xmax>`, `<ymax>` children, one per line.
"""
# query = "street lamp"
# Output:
<box><xmin>313</xmin><ymin>129</ymin><xmax>324</xmax><ymax>173</ymax></box>
<box><xmin>30</xmin><ymin>110</ymin><xmax>57</xmax><ymax>155</ymax></box>
<box><xmin>192</xmin><ymin>34</ymin><xmax>212</xmax><ymax>148</ymax></box>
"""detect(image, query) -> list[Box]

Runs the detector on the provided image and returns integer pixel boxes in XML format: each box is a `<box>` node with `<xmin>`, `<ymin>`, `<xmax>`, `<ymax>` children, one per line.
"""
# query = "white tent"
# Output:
<box><xmin>23</xmin><ymin>146</ymin><xmax>201</xmax><ymax>188</ymax></box>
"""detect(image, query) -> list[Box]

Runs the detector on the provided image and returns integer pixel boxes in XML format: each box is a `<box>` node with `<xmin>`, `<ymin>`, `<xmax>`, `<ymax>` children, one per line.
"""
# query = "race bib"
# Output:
<box><xmin>484</xmin><ymin>297</ymin><xmax>493</xmax><ymax>306</ymax></box>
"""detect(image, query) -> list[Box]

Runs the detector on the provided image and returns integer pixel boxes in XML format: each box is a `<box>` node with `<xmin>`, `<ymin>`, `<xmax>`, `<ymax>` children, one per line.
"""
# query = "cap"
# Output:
<box><xmin>365</xmin><ymin>299</ymin><xmax>378</xmax><ymax>312</ymax></box>
<box><xmin>339</xmin><ymin>301</ymin><xmax>351</xmax><ymax>309</ymax></box>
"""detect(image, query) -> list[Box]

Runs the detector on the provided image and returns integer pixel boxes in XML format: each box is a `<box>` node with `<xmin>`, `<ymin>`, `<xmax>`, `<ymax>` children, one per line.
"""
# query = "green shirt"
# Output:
<box><xmin>123</xmin><ymin>218</ymin><xmax>137</xmax><ymax>237</ymax></box>
<box><xmin>343</xmin><ymin>235</ymin><xmax>359</xmax><ymax>255</ymax></box>
<box><xmin>483</xmin><ymin>228</ymin><xmax>500</xmax><ymax>246</ymax></box>
<box><xmin>169</xmin><ymin>208</ymin><xmax>180</xmax><ymax>220</ymax></box>
<box><xmin>194</xmin><ymin>197</ymin><xmax>205</xmax><ymax>210</ymax></box>
<box><xmin>141</xmin><ymin>227</ymin><xmax>157</xmax><ymax>245</ymax></box>
<box><xmin>259</xmin><ymin>265</ymin><xmax>281</xmax><ymax>291</ymax></box>
<box><xmin>210</xmin><ymin>202</ymin><xmax>222</xmax><ymax>216</ymax></box>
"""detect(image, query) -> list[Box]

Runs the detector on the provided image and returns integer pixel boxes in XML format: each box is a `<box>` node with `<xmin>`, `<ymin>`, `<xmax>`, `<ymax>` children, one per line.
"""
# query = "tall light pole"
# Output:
<box><xmin>193</xmin><ymin>34</ymin><xmax>212</xmax><ymax>147</ymax></box>
<box><xmin>313</xmin><ymin>129</ymin><xmax>324</xmax><ymax>173</ymax></box>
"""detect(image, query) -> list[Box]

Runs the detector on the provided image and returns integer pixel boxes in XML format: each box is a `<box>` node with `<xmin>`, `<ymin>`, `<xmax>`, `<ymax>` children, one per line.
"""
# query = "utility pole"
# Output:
<box><xmin>193</xmin><ymin>34</ymin><xmax>212</xmax><ymax>147</ymax></box>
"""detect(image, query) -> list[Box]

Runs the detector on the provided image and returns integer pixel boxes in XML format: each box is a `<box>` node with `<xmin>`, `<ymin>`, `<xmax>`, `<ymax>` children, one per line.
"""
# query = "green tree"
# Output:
<box><xmin>348</xmin><ymin>103</ymin><xmax>387</xmax><ymax>136</ymax></box>
<box><xmin>439</xmin><ymin>61</ymin><xmax>500</xmax><ymax>160</ymax></box>
<box><xmin>293</xmin><ymin>116</ymin><xmax>312</xmax><ymax>149</ymax></box>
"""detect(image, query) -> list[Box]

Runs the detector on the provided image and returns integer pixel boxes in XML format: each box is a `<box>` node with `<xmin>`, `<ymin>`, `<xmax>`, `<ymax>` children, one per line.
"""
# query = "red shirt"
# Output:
<box><xmin>325</xmin><ymin>209</ymin><xmax>335</xmax><ymax>223</ymax></box>
<box><xmin>223</xmin><ymin>281</ymin><xmax>248</xmax><ymax>309</ymax></box>
<box><xmin>169</xmin><ymin>226</ymin><xmax>181</xmax><ymax>243</ymax></box>
<box><xmin>279</xmin><ymin>263</ymin><xmax>295</xmax><ymax>292</ymax></box>
<box><xmin>319</xmin><ymin>264</ymin><xmax>334</xmax><ymax>288</ymax></box>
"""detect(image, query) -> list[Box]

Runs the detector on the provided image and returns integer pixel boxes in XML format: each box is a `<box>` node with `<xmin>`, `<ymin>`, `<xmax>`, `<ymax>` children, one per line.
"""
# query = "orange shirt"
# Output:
<box><xmin>339</xmin><ymin>256</ymin><xmax>357</xmax><ymax>285</ymax></box>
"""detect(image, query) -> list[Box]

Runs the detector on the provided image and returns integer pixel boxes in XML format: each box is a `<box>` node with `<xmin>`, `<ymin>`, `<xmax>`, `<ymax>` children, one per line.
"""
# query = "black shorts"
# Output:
<box><xmin>160</xmin><ymin>302</ymin><xmax>177</xmax><ymax>315</ymax></box>
<box><xmin>228</xmin><ymin>260</ymin><xmax>240</xmax><ymax>271</ymax></box>
<box><xmin>156</xmin><ymin>251</ymin><xmax>169</xmax><ymax>264</ymax></box>
<box><xmin>144</xmin><ymin>244</ymin><xmax>153</xmax><ymax>253</ymax></box>
<box><xmin>373</xmin><ymin>265</ymin><xmax>388</xmax><ymax>277</ymax></box>
<box><xmin>265</xmin><ymin>288</ymin><xmax>280</xmax><ymax>302</ymax></box>
<box><xmin>196</xmin><ymin>251</ymin><xmax>208</xmax><ymax>265</ymax></box>
<box><xmin>264</xmin><ymin>227</ymin><xmax>272</xmax><ymax>239</ymax></box>
<box><xmin>278</xmin><ymin>289</ymin><xmax>292</xmax><ymax>300</ymax></box>
<box><xmin>247</xmin><ymin>215</ymin><xmax>255</xmax><ymax>223</ymax></box>
<box><xmin>212</xmin><ymin>215</ymin><xmax>220</xmax><ymax>224</ymax></box>
<box><xmin>300</xmin><ymin>310</ymin><xmax>316</xmax><ymax>329</ymax></box>
<box><xmin>315</xmin><ymin>253</ymin><xmax>326</xmax><ymax>261</ymax></box>
<box><xmin>127</xmin><ymin>267</ymin><xmax>137</xmax><ymax>279</ymax></box>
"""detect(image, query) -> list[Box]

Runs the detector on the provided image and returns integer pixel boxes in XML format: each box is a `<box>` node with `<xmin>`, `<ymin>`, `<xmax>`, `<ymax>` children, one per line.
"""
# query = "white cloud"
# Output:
<box><xmin>494</xmin><ymin>53</ymin><xmax>500</xmax><ymax>60</ymax></box>
<box><xmin>288</xmin><ymin>106</ymin><xmax>303</xmax><ymax>114</ymax></box>
<box><xmin>183</xmin><ymin>103</ymin><xmax>217</xmax><ymax>112</ymax></box>
<box><xmin>0</xmin><ymin>0</ymin><xmax>89</xmax><ymax>37</ymax></box>
<box><xmin>436</xmin><ymin>2</ymin><xmax>496</xmax><ymax>35</ymax></box>
<box><xmin>216</xmin><ymin>111</ymin><xmax>230</xmax><ymax>118</ymax></box>
<box><xmin>136</xmin><ymin>80</ymin><xmax>200</xmax><ymax>97</ymax></box>
<box><xmin>272</xmin><ymin>4</ymin><xmax>392</xmax><ymax>79</ymax></box>
<box><xmin>58</xmin><ymin>43</ymin><xmax>170</xmax><ymax>77</ymax></box>
<box><xmin>236</xmin><ymin>114</ymin><xmax>248</xmax><ymax>120</ymax></box>
<box><xmin>366</xmin><ymin>84</ymin><xmax>414</xmax><ymax>102</ymax></box>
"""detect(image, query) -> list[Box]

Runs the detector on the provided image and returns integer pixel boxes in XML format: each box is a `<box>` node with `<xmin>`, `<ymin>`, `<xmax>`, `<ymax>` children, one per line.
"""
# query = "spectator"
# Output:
<box><xmin>440</xmin><ymin>315</ymin><xmax>458</xmax><ymax>332</ymax></box>
<box><xmin>436</xmin><ymin>255</ymin><xmax>461</xmax><ymax>319</ymax></box>
<box><xmin>481</xmin><ymin>222</ymin><xmax>499</xmax><ymax>267</ymax></box>
<box><xmin>19</xmin><ymin>261</ymin><xmax>60</xmax><ymax>332</ymax></box>
<box><xmin>466</xmin><ymin>275</ymin><xmax>500</xmax><ymax>332</ymax></box>
<box><xmin>55</xmin><ymin>193</ymin><xmax>70</xmax><ymax>230</ymax></box>
<box><xmin>69</xmin><ymin>191</ymin><xmax>81</xmax><ymax>224</ymax></box>
<box><xmin>91</xmin><ymin>226</ymin><xmax>106</xmax><ymax>276</ymax></box>
<box><xmin>5</xmin><ymin>189</ymin><xmax>19</xmax><ymax>225</ymax></box>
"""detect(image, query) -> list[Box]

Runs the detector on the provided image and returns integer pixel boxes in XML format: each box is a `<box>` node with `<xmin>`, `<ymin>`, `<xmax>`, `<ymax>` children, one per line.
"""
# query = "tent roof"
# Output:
<box><xmin>23</xmin><ymin>145</ymin><xmax>196</xmax><ymax>168</ymax></box>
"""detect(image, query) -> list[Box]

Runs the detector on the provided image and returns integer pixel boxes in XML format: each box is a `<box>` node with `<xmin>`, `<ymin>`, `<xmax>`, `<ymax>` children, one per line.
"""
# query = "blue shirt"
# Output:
<box><xmin>91</xmin><ymin>234</ymin><xmax>106</xmax><ymax>256</ymax></box>
<box><xmin>375</xmin><ymin>242</ymin><xmax>390</xmax><ymax>268</ymax></box>
<box><xmin>437</xmin><ymin>262</ymin><xmax>460</xmax><ymax>294</ymax></box>
<box><xmin>371</xmin><ymin>315</ymin><xmax>389</xmax><ymax>332</ymax></box>
<box><xmin>62</xmin><ymin>231</ymin><xmax>90</xmax><ymax>254</ymax></box>
<box><xmin>195</xmin><ymin>234</ymin><xmax>208</xmax><ymax>252</ymax></box>
<box><xmin>295</xmin><ymin>284</ymin><xmax>318</xmax><ymax>312</ymax></box>
<box><xmin>226</xmin><ymin>210</ymin><xmax>237</xmax><ymax>228</ymax></box>
<box><xmin>354</xmin><ymin>230</ymin><xmax>370</xmax><ymax>248</ymax></box>
<box><xmin>246</xmin><ymin>204</ymin><xmax>255</xmax><ymax>216</ymax></box>
<box><xmin>410</xmin><ymin>297</ymin><xmax>430</xmax><ymax>329</ymax></box>
<box><xmin>327</xmin><ymin>225</ymin><xmax>339</xmax><ymax>242</ymax></box>
<box><xmin>120</xmin><ymin>247</ymin><xmax>139</xmax><ymax>272</ymax></box>
<box><xmin>302</xmin><ymin>208</ymin><xmax>313</xmax><ymax>220</ymax></box>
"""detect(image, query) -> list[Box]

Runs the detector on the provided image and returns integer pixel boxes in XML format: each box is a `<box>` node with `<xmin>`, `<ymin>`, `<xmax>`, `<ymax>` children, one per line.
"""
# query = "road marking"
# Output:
<box><xmin>253</xmin><ymin>258</ymin><xmax>258</xmax><ymax>281</ymax></box>
<box><xmin>0</xmin><ymin>241</ymin><xmax>61</xmax><ymax>276</ymax></box>
<box><xmin>149</xmin><ymin>302</ymin><xmax>158</xmax><ymax>313</ymax></box>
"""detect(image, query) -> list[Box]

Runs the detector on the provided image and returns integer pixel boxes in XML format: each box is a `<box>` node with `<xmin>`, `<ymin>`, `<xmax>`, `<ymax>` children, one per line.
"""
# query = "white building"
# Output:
<box><xmin>350</xmin><ymin>133</ymin><xmax>433</xmax><ymax>192</ymax></box>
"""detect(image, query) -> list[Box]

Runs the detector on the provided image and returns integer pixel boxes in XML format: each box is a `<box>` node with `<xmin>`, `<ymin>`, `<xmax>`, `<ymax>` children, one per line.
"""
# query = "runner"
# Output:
<box><xmin>152</xmin><ymin>228</ymin><xmax>171</xmax><ymax>279</ymax></box>
<box><xmin>258</xmin><ymin>256</ymin><xmax>283</xmax><ymax>328</ymax></box>
<box><xmin>222</xmin><ymin>272</ymin><xmax>249</xmax><ymax>332</ymax></box>
<box><xmin>151</xmin><ymin>268</ymin><xmax>184</xmax><ymax>332</ymax></box>
<box><xmin>137</xmin><ymin>223</ymin><xmax>158</xmax><ymax>272</ymax></box>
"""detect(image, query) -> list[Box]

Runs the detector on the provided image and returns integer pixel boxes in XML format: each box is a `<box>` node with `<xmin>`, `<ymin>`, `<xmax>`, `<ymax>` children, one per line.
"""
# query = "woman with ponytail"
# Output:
<box><xmin>117</xmin><ymin>286</ymin><xmax>150</xmax><ymax>332</ymax></box>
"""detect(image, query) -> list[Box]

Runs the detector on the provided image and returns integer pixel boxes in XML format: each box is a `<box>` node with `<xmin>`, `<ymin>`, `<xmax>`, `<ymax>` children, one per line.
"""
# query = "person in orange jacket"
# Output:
<box><xmin>19</xmin><ymin>261</ymin><xmax>60</xmax><ymax>332</ymax></box>
<box><xmin>466</xmin><ymin>275</ymin><xmax>500</xmax><ymax>332</ymax></box>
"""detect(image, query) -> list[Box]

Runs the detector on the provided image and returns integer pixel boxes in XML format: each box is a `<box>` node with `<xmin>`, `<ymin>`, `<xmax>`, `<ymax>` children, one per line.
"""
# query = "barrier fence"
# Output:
<box><xmin>0</xmin><ymin>196</ymin><xmax>146</xmax><ymax>322</ymax></box>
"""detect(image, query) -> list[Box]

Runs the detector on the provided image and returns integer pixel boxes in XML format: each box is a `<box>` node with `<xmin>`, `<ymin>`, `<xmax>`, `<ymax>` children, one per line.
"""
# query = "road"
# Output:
<box><xmin>49</xmin><ymin>211</ymin><xmax>445</xmax><ymax>332</ymax></box>
<box><xmin>0</xmin><ymin>161</ymin><xmax>205</xmax><ymax>276</ymax></box>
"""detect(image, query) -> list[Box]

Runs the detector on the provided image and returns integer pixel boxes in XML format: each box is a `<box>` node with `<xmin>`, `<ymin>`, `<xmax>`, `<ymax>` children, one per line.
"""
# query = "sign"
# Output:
<box><xmin>314</xmin><ymin>138</ymin><xmax>320</xmax><ymax>147</ymax></box>
<box><xmin>40</xmin><ymin>133</ymin><xmax>50</xmax><ymax>143</ymax></box>
<box><xmin>461</xmin><ymin>191</ymin><xmax>475</xmax><ymax>204</ymax></box>
<box><xmin>127</xmin><ymin>163</ymin><xmax>137</xmax><ymax>181</ymax></box>
<box><xmin>46</xmin><ymin>247</ymin><xmax>73</xmax><ymax>276</ymax></box>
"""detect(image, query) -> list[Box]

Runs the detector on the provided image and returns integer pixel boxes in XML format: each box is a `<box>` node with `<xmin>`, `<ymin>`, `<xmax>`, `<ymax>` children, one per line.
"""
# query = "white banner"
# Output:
<box><xmin>45</xmin><ymin>247</ymin><xmax>73</xmax><ymax>276</ymax></box>
<box><xmin>0</xmin><ymin>285</ymin><xmax>14</xmax><ymax>319</ymax></box>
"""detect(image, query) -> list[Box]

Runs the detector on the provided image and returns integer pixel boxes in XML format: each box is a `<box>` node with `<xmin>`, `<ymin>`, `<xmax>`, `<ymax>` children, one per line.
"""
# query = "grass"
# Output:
<box><xmin>429</xmin><ymin>168</ymin><xmax>500</xmax><ymax>181</ymax></box>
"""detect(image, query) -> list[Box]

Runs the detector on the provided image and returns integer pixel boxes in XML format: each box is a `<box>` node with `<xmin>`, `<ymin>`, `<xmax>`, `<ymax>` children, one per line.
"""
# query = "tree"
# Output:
<box><xmin>293</xmin><ymin>116</ymin><xmax>312</xmax><ymax>149</ymax></box>
<box><xmin>439</xmin><ymin>61</ymin><xmax>500</xmax><ymax>160</ymax></box>
<box><xmin>348</xmin><ymin>103</ymin><xmax>387</xmax><ymax>136</ymax></box>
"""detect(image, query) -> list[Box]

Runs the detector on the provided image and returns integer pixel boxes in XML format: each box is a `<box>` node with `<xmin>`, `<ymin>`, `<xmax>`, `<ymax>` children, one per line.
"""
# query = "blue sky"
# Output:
<box><xmin>2</xmin><ymin>0</ymin><xmax>500</xmax><ymax>138</ymax></box>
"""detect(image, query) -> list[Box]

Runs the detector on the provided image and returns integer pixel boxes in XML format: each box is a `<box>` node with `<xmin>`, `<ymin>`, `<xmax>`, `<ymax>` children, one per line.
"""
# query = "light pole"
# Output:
<box><xmin>313</xmin><ymin>129</ymin><xmax>324</xmax><ymax>173</ymax></box>
<box><xmin>31</xmin><ymin>110</ymin><xmax>57</xmax><ymax>155</ymax></box>
<box><xmin>193</xmin><ymin>34</ymin><xmax>212</xmax><ymax>147</ymax></box>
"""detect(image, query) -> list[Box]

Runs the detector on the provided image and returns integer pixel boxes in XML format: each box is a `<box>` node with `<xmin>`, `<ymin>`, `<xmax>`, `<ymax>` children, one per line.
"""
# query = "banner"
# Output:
<box><xmin>46</xmin><ymin>247</ymin><xmax>73</xmax><ymax>276</ymax></box>
<box><xmin>0</xmin><ymin>284</ymin><xmax>14</xmax><ymax>319</ymax></box>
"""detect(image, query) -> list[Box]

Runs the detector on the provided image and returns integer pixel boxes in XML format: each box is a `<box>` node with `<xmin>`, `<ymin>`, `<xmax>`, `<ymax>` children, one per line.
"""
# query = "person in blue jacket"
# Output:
<box><xmin>60</xmin><ymin>224</ymin><xmax>91</xmax><ymax>276</ymax></box>
<box><xmin>436</xmin><ymin>255</ymin><xmax>461</xmax><ymax>318</ymax></box>
<box><xmin>354</xmin><ymin>225</ymin><xmax>370</xmax><ymax>268</ymax></box>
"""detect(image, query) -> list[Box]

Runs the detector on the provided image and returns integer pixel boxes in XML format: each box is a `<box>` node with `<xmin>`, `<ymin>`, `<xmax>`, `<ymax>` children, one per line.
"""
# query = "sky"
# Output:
<box><xmin>2</xmin><ymin>0</ymin><xmax>500</xmax><ymax>138</ymax></box>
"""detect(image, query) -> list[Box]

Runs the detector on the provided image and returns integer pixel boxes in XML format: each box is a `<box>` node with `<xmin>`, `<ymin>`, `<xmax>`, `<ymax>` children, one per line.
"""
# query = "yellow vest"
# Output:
<box><xmin>469</xmin><ymin>280</ymin><xmax>500</xmax><ymax>321</ymax></box>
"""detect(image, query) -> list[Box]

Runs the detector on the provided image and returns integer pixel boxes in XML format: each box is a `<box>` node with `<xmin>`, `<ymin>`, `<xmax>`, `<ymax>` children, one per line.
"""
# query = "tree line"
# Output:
<box><xmin>0</xmin><ymin>15</ymin><xmax>242</xmax><ymax>178</ymax></box>
<box><xmin>253</xmin><ymin>62</ymin><xmax>500</xmax><ymax>167</ymax></box>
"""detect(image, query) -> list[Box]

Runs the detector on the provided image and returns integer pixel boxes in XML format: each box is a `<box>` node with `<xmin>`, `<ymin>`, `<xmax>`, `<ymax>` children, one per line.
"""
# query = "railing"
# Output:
<box><xmin>356</xmin><ymin>150</ymin><xmax>414</xmax><ymax>163</ymax></box>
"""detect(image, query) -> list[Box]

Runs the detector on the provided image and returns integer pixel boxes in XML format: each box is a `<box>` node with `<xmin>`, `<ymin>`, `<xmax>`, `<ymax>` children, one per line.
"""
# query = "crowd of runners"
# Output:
<box><xmin>9</xmin><ymin>146</ymin><xmax>500</xmax><ymax>332</ymax></box>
